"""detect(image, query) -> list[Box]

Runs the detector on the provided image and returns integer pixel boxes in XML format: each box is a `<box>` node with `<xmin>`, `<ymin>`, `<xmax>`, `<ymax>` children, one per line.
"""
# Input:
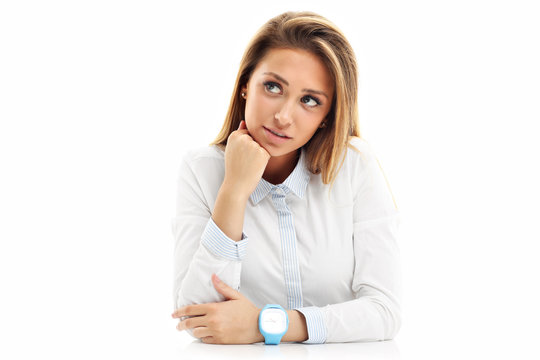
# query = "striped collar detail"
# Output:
<box><xmin>250</xmin><ymin>148</ymin><xmax>311</xmax><ymax>205</ymax></box>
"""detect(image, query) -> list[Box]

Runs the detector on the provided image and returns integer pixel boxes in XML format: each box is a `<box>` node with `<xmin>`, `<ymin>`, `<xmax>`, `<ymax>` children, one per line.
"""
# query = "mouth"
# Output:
<box><xmin>263</xmin><ymin>126</ymin><xmax>291</xmax><ymax>139</ymax></box>
<box><xmin>263</xmin><ymin>126</ymin><xmax>292</xmax><ymax>144</ymax></box>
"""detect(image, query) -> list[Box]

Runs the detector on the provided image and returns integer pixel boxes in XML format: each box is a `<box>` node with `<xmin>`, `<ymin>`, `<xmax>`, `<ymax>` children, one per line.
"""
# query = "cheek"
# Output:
<box><xmin>296</xmin><ymin>120</ymin><xmax>325</xmax><ymax>143</ymax></box>
<box><xmin>245</xmin><ymin>95</ymin><xmax>275</xmax><ymax>120</ymax></box>
<box><xmin>300</xmin><ymin>113</ymin><xmax>324</xmax><ymax>131</ymax></box>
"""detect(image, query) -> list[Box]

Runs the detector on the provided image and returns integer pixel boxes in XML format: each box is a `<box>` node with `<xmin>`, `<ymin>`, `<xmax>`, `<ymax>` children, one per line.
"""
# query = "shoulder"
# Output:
<box><xmin>182</xmin><ymin>144</ymin><xmax>224</xmax><ymax>164</ymax></box>
<box><xmin>177</xmin><ymin>145</ymin><xmax>225</xmax><ymax>178</ymax></box>
<box><xmin>345</xmin><ymin>136</ymin><xmax>378</xmax><ymax>168</ymax></box>
<box><xmin>346</xmin><ymin>138</ymin><xmax>399</xmax><ymax>214</ymax></box>
<box><xmin>312</xmin><ymin>137</ymin><xmax>378</xmax><ymax>206</ymax></box>
<box><xmin>341</xmin><ymin>137</ymin><xmax>388</xmax><ymax>189</ymax></box>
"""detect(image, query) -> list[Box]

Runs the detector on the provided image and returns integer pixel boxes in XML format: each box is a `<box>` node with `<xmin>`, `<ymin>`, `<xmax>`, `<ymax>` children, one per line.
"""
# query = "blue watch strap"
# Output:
<box><xmin>263</xmin><ymin>332</ymin><xmax>283</xmax><ymax>345</ymax></box>
<box><xmin>258</xmin><ymin>304</ymin><xmax>289</xmax><ymax>345</ymax></box>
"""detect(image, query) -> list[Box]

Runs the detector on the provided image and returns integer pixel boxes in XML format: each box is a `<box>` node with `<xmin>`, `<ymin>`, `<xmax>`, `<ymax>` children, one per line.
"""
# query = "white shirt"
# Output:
<box><xmin>171</xmin><ymin>137</ymin><xmax>401</xmax><ymax>343</ymax></box>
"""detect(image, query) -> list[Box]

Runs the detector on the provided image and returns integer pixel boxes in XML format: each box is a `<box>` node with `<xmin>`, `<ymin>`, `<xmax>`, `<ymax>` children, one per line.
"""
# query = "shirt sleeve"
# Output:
<box><xmin>171</xmin><ymin>154</ymin><xmax>249</xmax><ymax>314</ymax></box>
<box><xmin>296</xmin><ymin>148</ymin><xmax>402</xmax><ymax>344</ymax></box>
<box><xmin>322</xmin><ymin>212</ymin><xmax>401</xmax><ymax>343</ymax></box>
<box><xmin>294</xmin><ymin>306</ymin><xmax>327</xmax><ymax>343</ymax></box>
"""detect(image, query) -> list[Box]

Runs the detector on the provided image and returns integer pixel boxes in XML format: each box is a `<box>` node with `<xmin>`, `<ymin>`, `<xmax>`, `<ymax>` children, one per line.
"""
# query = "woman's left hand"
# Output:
<box><xmin>171</xmin><ymin>274</ymin><xmax>264</xmax><ymax>344</ymax></box>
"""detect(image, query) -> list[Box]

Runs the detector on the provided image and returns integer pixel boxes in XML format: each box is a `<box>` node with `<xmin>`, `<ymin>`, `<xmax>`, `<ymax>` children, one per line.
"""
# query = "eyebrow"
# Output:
<box><xmin>263</xmin><ymin>71</ymin><xmax>330</xmax><ymax>100</ymax></box>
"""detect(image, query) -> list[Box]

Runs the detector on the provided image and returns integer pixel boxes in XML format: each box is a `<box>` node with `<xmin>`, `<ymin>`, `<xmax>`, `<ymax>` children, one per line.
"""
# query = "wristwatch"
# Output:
<box><xmin>258</xmin><ymin>304</ymin><xmax>289</xmax><ymax>345</ymax></box>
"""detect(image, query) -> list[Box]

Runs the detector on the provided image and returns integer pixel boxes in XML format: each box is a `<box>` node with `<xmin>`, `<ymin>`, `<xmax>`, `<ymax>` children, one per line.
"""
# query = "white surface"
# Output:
<box><xmin>178</xmin><ymin>334</ymin><xmax>401</xmax><ymax>360</ymax></box>
<box><xmin>1</xmin><ymin>0</ymin><xmax>539</xmax><ymax>359</ymax></box>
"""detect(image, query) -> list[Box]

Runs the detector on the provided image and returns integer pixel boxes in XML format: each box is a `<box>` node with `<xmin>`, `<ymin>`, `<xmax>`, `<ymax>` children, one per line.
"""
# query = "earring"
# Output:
<box><xmin>241</xmin><ymin>92</ymin><xmax>246</xmax><ymax>99</ymax></box>
<box><xmin>319</xmin><ymin>122</ymin><xmax>327</xmax><ymax>128</ymax></box>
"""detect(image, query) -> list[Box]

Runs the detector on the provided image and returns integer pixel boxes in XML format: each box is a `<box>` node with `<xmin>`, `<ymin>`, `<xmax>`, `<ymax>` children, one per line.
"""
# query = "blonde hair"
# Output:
<box><xmin>211</xmin><ymin>11</ymin><xmax>361</xmax><ymax>187</ymax></box>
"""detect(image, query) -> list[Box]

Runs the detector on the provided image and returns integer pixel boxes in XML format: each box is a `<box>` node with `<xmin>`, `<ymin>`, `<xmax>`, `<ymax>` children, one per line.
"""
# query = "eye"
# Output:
<box><xmin>263</xmin><ymin>81</ymin><xmax>282</xmax><ymax>94</ymax></box>
<box><xmin>301</xmin><ymin>95</ymin><xmax>321</xmax><ymax>108</ymax></box>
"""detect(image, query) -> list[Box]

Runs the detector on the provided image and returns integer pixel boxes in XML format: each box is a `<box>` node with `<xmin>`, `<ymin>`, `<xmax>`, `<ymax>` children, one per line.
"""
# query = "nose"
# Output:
<box><xmin>274</xmin><ymin>99</ymin><xmax>294</xmax><ymax>128</ymax></box>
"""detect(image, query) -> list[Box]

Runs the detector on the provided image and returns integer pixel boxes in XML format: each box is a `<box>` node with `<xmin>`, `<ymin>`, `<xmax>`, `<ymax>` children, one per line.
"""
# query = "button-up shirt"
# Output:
<box><xmin>171</xmin><ymin>137</ymin><xmax>401</xmax><ymax>343</ymax></box>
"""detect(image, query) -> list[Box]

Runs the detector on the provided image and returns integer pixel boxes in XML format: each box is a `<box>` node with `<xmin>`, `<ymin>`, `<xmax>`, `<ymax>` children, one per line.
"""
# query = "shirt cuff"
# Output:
<box><xmin>200</xmin><ymin>217</ymin><xmax>248</xmax><ymax>261</ymax></box>
<box><xmin>295</xmin><ymin>306</ymin><xmax>327</xmax><ymax>344</ymax></box>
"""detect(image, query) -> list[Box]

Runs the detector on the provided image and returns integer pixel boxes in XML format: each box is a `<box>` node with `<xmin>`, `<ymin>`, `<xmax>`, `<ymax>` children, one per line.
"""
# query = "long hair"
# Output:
<box><xmin>210</xmin><ymin>11</ymin><xmax>361</xmax><ymax>187</ymax></box>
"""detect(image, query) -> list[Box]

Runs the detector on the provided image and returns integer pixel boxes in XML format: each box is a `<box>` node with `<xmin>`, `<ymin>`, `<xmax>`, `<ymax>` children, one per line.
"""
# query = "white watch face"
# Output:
<box><xmin>260</xmin><ymin>308</ymin><xmax>287</xmax><ymax>334</ymax></box>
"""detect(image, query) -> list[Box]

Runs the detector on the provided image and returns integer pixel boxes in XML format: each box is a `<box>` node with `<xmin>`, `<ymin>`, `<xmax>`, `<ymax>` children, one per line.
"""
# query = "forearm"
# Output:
<box><xmin>322</xmin><ymin>295</ymin><xmax>401</xmax><ymax>343</ymax></box>
<box><xmin>176</xmin><ymin>183</ymin><xmax>249</xmax><ymax>307</ymax></box>
<box><xmin>212</xmin><ymin>182</ymin><xmax>249</xmax><ymax>242</ymax></box>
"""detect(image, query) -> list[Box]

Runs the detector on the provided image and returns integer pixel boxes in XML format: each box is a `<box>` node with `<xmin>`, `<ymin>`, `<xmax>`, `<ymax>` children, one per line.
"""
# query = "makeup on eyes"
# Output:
<box><xmin>263</xmin><ymin>81</ymin><xmax>282</xmax><ymax>94</ymax></box>
<box><xmin>262</xmin><ymin>80</ymin><xmax>322</xmax><ymax>107</ymax></box>
<box><xmin>262</xmin><ymin>71</ymin><xmax>330</xmax><ymax>100</ymax></box>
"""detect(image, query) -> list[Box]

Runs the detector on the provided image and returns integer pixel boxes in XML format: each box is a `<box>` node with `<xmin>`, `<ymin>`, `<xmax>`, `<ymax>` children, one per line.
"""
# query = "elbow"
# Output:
<box><xmin>383</xmin><ymin>306</ymin><xmax>401</xmax><ymax>340</ymax></box>
<box><xmin>375</xmin><ymin>298</ymin><xmax>401</xmax><ymax>341</ymax></box>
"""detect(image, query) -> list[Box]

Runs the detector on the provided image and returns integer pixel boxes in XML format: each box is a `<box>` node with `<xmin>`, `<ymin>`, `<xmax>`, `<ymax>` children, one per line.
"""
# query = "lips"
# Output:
<box><xmin>263</xmin><ymin>127</ymin><xmax>291</xmax><ymax>144</ymax></box>
<box><xmin>264</xmin><ymin>126</ymin><xmax>291</xmax><ymax>139</ymax></box>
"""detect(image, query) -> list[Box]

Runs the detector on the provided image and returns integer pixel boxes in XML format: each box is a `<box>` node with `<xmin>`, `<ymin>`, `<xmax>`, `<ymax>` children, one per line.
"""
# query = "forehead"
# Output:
<box><xmin>252</xmin><ymin>48</ymin><xmax>334</xmax><ymax>93</ymax></box>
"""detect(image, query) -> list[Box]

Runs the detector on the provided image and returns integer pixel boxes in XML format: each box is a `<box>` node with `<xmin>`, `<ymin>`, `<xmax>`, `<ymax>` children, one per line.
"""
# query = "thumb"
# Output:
<box><xmin>212</xmin><ymin>274</ymin><xmax>241</xmax><ymax>300</ymax></box>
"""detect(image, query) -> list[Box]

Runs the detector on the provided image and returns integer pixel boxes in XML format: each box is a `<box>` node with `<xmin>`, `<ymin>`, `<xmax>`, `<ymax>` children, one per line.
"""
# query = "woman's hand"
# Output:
<box><xmin>172</xmin><ymin>274</ymin><xmax>264</xmax><ymax>344</ymax></box>
<box><xmin>222</xmin><ymin>120</ymin><xmax>271</xmax><ymax>199</ymax></box>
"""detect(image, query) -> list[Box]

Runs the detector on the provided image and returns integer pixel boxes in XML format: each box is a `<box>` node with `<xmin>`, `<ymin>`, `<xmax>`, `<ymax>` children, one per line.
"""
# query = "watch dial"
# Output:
<box><xmin>261</xmin><ymin>309</ymin><xmax>287</xmax><ymax>334</ymax></box>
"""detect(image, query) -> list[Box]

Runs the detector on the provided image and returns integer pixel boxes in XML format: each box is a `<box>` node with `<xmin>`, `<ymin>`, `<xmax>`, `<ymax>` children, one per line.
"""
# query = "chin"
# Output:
<box><xmin>268</xmin><ymin>147</ymin><xmax>297</xmax><ymax>158</ymax></box>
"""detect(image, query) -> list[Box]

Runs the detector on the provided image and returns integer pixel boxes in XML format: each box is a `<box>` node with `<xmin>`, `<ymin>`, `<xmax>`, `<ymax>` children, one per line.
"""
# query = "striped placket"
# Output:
<box><xmin>270</xmin><ymin>184</ymin><xmax>303</xmax><ymax>309</ymax></box>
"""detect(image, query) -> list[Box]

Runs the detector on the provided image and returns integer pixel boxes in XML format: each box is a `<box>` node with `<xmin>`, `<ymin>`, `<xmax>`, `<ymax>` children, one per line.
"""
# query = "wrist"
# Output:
<box><xmin>282</xmin><ymin>310</ymin><xmax>308</xmax><ymax>343</ymax></box>
<box><xmin>254</xmin><ymin>308</ymin><xmax>265</xmax><ymax>343</ymax></box>
<box><xmin>212</xmin><ymin>182</ymin><xmax>249</xmax><ymax>242</ymax></box>
<box><xmin>219</xmin><ymin>180</ymin><xmax>251</xmax><ymax>203</ymax></box>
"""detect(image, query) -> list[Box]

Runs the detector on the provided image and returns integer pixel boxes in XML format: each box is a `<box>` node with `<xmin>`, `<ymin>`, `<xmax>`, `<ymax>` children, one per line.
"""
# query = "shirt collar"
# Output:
<box><xmin>249</xmin><ymin>148</ymin><xmax>311</xmax><ymax>205</ymax></box>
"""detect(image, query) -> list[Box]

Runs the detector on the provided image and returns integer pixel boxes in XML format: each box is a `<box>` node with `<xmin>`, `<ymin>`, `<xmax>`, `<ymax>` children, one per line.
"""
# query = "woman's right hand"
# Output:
<box><xmin>222</xmin><ymin>120</ymin><xmax>271</xmax><ymax>198</ymax></box>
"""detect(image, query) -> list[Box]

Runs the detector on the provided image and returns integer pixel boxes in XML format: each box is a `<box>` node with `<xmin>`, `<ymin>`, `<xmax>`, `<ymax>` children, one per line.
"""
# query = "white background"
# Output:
<box><xmin>1</xmin><ymin>1</ymin><xmax>539</xmax><ymax>359</ymax></box>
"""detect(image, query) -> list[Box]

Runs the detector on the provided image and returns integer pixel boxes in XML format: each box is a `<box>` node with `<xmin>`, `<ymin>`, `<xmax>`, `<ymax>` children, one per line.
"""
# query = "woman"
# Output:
<box><xmin>171</xmin><ymin>11</ymin><xmax>401</xmax><ymax>345</ymax></box>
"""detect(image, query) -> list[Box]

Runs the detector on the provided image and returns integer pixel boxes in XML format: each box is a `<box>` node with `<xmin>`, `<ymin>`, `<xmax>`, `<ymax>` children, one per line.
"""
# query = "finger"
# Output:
<box><xmin>192</xmin><ymin>327</ymin><xmax>213</xmax><ymax>339</ymax></box>
<box><xmin>201</xmin><ymin>336</ymin><xmax>217</xmax><ymax>344</ymax></box>
<box><xmin>238</xmin><ymin>120</ymin><xmax>246</xmax><ymax>130</ymax></box>
<box><xmin>172</xmin><ymin>304</ymin><xmax>212</xmax><ymax>318</ymax></box>
<box><xmin>176</xmin><ymin>315</ymin><xmax>207</xmax><ymax>331</ymax></box>
<box><xmin>212</xmin><ymin>273</ymin><xmax>241</xmax><ymax>300</ymax></box>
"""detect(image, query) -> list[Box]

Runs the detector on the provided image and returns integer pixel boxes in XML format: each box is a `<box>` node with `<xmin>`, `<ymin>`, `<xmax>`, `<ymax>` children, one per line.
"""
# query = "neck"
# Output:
<box><xmin>262</xmin><ymin>149</ymin><xmax>300</xmax><ymax>185</ymax></box>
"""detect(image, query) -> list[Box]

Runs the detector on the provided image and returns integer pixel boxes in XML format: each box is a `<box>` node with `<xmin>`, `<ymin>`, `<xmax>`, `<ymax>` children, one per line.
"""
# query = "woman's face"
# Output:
<box><xmin>241</xmin><ymin>48</ymin><xmax>335</xmax><ymax>158</ymax></box>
